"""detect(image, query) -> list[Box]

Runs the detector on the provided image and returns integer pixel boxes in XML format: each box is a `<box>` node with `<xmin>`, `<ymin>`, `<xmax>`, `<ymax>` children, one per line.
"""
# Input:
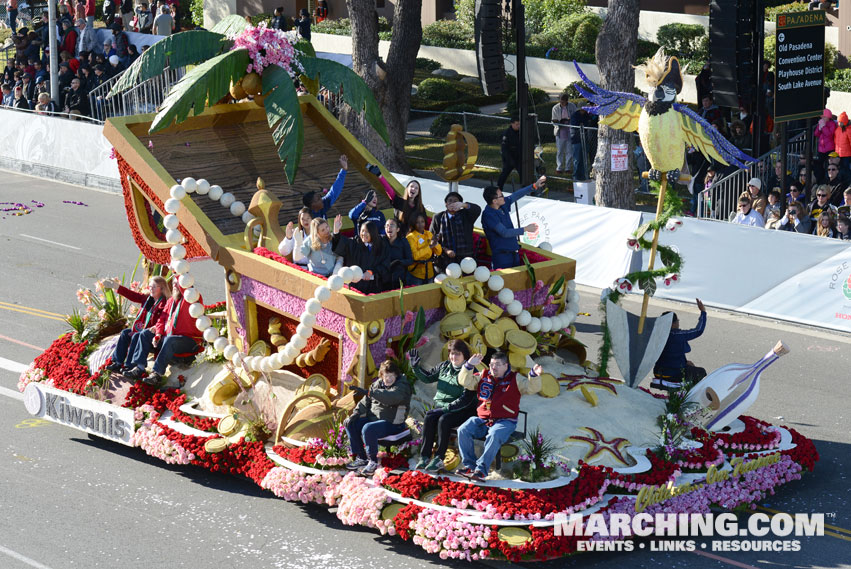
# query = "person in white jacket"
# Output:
<box><xmin>551</xmin><ymin>93</ymin><xmax>576</xmax><ymax>175</ymax></box>
<box><xmin>278</xmin><ymin>207</ymin><xmax>313</xmax><ymax>266</ymax></box>
<box><xmin>731</xmin><ymin>195</ymin><xmax>765</xmax><ymax>227</ymax></box>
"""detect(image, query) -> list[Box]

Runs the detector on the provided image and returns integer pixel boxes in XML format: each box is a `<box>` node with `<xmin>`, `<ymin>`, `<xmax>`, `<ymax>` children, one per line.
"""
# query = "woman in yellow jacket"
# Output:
<box><xmin>406</xmin><ymin>211</ymin><xmax>442</xmax><ymax>285</ymax></box>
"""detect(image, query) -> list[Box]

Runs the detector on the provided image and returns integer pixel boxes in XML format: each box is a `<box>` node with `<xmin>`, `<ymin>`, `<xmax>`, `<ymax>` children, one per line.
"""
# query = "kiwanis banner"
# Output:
<box><xmin>414</xmin><ymin>174</ymin><xmax>851</xmax><ymax>332</ymax></box>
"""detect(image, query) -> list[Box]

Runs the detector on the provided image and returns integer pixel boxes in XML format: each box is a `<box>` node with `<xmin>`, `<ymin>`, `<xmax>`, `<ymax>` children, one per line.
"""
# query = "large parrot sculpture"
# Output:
<box><xmin>574</xmin><ymin>48</ymin><xmax>755</xmax><ymax>185</ymax></box>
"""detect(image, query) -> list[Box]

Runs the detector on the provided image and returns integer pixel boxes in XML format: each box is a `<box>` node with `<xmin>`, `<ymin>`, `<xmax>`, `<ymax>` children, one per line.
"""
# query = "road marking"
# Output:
<box><xmin>0</xmin><ymin>304</ymin><xmax>66</xmax><ymax>322</ymax></box>
<box><xmin>0</xmin><ymin>544</ymin><xmax>55</xmax><ymax>569</ymax></box>
<box><xmin>18</xmin><ymin>233</ymin><xmax>81</xmax><ymax>250</ymax></box>
<box><xmin>757</xmin><ymin>506</ymin><xmax>851</xmax><ymax>536</ymax></box>
<box><xmin>0</xmin><ymin>356</ymin><xmax>28</xmax><ymax>374</ymax></box>
<box><xmin>0</xmin><ymin>386</ymin><xmax>24</xmax><ymax>401</ymax></box>
<box><xmin>0</xmin><ymin>301</ymin><xmax>64</xmax><ymax>318</ymax></box>
<box><xmin>0</xmin><ymin>333</ymin><xmax>44</xmax><ymax>352</ymax></box>
<box><xmin>15</xmin><ymin>418</ymin><xmax>52</xmax><ymax>429</ymax></box>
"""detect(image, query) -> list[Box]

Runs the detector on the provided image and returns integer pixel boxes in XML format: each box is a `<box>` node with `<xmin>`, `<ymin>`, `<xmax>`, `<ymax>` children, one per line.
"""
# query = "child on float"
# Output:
<box><xmin>836</xmin><ymin>215</ymin><xmax>851</xmax><ymax>239</ymax></box>
<box><xmin>409</xmin><ymin>339</ymin><xmax>478</xmax><ymax>472</ymax></box>
<box><xmin>278</xmin><ymin>206</ymin><xmax>312</xmax><ymax>267</ymax></box>
<box><xmin>380</xmin><ymin>217</ymin><xmax>413</xmax><ymax>291</ymax></box>
<box><xmin>300</xmin><ymin>215</ymin><xmax>343</xmax><ymax>276</ymax></box>
<box><xmin>348</xmin><ymin>188</ymin><xmax>386</xmax><ymax>236</ymax></box>
<box><xmin>104</xmin><ymin>275</ymin><xmax>171</xmax><ymax>373</ymax></box>
<box><xmin>124</xmin><ymin>284</ymin><xmax>204</xmax><ymax>386</ymax></box>
<box><xmin>406</xmin><ymin>210</ymin><xmax>442</xmax><ymax>285</ymax></box>
<box><xmin>344</xmin><ymin>360</ymin><xmax>412</xmax><ymax>476</ymax></box>
<box><xmin>301</xmin><ymin>154</ymin><xmax>348</xmax><ymax>219</ymax></box>
<box><xmin>331</xmin><ymin>220</ymin><xmax>387</xmax><ymax>294</ymax></box>
<box><xmin>366</xmin><ymin>163</ymin><xmax>426</xmax><ymax>235</ymax></box>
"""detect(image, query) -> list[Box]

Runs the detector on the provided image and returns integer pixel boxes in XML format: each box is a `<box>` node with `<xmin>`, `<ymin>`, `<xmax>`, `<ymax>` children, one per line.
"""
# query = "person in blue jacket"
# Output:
<box><xmin>349</xmin><ymin>187</ymin><xmax>386</xmax><ymax>236</ymax></box>
<box><xmin>652</xmin><ymin>298</ymin><xmax>707</xmax><ymax>390</ymax></box>
<box><xmin>302</xmin><ymin>154</ymin><xmax>348</xmax><ymax>219</ymax></box>
<box><xmin>480</xmin><ymin>175</ymin><xmax>545</xmax><ymax>269</ymax></box>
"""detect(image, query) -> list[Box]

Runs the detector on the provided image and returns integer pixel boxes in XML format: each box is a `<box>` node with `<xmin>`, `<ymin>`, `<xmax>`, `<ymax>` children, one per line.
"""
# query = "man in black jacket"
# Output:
<box><xmin>430</xmin><ymin>191</ymin><xmax>482</xmax><ymax>272</ymax></box>
<box><xmin>63</xmin><ymin>77</ymin><xmax>90</xmax><ymax>118</ymax></box>
<box><xmin>497</xmin><ymin>116</ymin><xmax>521</xmax><ymax>189</ymax></box>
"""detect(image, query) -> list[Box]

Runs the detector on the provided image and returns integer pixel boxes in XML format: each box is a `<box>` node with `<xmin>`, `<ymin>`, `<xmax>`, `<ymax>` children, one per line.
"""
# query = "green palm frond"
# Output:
<box><xmin>294</xmin><ymin>39</ymin><xmax>316</xmax><ymax>59</ymax></box>
<box><xmin>261</xmin><ymin>65</ymin><xmax>304</xmax><ymax>183</ymax></box>
<box><xmin>300</xmin><ymin>57</ymin><xmax>390</xmax><ymax>144</ymax></box>
<box><xmin>149</xmin><ymin>48</ymin><xmax>250</xmax><ymax>133</ymax></box>
<box><xmin>210</xmin><ymin>14</ymin><xmax>252</xmax><ymax>36</ymax></box>
<box><xmin>110</xmin><ymin>30</ymin><xmax>230</xmax><ymax>96</ymax></box>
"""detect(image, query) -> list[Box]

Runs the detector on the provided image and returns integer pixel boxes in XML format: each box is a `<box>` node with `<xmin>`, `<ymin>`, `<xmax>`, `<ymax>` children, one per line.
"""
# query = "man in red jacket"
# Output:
<box><xmin>125</xmin><ymin>285</ymin><xmax>203</xmax><ymax>385</ymax></box>
<box><xmin>456</xmin><ymin>351</ymin><xmax>542</xmax><ymax>481</ymax></box>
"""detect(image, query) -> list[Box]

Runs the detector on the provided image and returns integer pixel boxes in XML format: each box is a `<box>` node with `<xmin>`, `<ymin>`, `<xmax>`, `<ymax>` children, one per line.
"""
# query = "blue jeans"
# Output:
<box><xmin>152</xmin><ymin>335</ymin><xmax>198</xmax><ymax>374</ymax></box>
<box><xmin>346</xmin><ymin>416</ymin><xmax>406</xmax><ymax>461</ymax></box>
<box><xmin>572</xmin><ymin>144</ymin><xmax>586</xmax><ymax>180</ymax></box>
<box><xmin>7</xmin><ymin>9</ymin><xmax>17</xmax><ymax>33</ymax></box>
<box><xmin>128</xmin><ymin>328</ymin><xmax>156</xmax><ymax>371</ymax></box>
<box><xmin>457</xmin><ymin>416</ymin><xmax>517</xmax><ymax>474</ymax></box>
<box><xmin>110</xmin><ymin>328</ymin><xmax>135</xmax><ymax>366</ymax></box>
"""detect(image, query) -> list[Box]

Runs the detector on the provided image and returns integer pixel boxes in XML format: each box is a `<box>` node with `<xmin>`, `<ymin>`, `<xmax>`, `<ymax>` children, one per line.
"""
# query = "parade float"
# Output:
<box><xmin>18</xmin><ymin>25</ymin><xmax>818</xmax><ymax>561</ymax></box>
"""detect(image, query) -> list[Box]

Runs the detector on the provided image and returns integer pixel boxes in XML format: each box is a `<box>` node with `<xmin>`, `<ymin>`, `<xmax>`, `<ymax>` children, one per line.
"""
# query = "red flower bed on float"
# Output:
<box><xmin>22</xmin><ymin>334</ymin><xmax>821</xmax><ymax>563</ymax></box>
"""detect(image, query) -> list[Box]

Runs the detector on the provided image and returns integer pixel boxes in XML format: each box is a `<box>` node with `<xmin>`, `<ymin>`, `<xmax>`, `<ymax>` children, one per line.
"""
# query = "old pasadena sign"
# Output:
<box><xmin>24</xmin><ymin>383</ymin><xmax>135</xmax><ymax>445</ymax></box>
<box><xmin>635</xmin><ymin>452</ymin><xmax>783</xmax><ymax>513</ymax></box>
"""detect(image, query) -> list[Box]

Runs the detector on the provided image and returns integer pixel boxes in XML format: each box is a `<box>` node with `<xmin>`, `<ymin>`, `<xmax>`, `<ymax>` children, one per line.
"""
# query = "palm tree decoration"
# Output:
<box><xmin>109</xmin><ymin>15</ymin><xmax>389</xmax><ymax>182</ymax></box>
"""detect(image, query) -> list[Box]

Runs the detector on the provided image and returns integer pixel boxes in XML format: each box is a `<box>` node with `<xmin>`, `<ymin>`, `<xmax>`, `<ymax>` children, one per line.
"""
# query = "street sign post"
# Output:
<box><xmin>774</xmin><ymin>10</ymin><xmax>826</xmax><ymax>122</ymax></box>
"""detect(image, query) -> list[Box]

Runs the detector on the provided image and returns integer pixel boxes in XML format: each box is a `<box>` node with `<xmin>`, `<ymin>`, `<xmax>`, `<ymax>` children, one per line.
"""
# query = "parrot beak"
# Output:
<box><xmin>650</xmin><ymin>86</ymin><xmax>666</xmax><ymax>102</ymax></box>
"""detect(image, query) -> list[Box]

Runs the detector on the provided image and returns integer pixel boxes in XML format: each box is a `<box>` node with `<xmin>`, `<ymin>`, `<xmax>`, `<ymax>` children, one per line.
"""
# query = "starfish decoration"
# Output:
<box><xmin>567</xmin><ymin>427</ymin><xmax>633</xmax><ymax>466</ymax></box>
<box><xmin>558</xmin><ymin>375</ymin><xmax>622</xmax><ymax>396</ymax></box>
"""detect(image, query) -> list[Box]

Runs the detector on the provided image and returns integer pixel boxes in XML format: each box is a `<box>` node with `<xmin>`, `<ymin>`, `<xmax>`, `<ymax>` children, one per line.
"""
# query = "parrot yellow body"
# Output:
<box><xmin>638</xmin><ymin>107</ymin><xmax>686</xmax><ymax>173</ymax></box>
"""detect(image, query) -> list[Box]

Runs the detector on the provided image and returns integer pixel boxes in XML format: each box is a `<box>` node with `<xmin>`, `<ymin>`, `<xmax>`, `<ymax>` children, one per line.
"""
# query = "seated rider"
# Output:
<box><xmin>456</xmin><ymin>351</ymin><xmax>542</xmax><ymax>482</ymax></box>
<box><xmin>348</xmin><ymin>188</ymin><xmax>386</xmax><ymax>236</ymax></box>
<box><xmin>124</xmin><ymin>284</ymin><xmax>204</xmax><ymax>386</ymax></box>
<box><xmin>345</xmin><ymin>360</ymin><xmax>412</xmax><ymax>476</ymax></box>
<box><xmin>104</xmin><ymin>275</ymin><xmax>171</xmax><ymax>373</ymax></box>
<box><xmin>300</xmin><ymin>216</ymin><xmax>343</xmax><ymax>276</ymax></box>
<box><xmin>278</xmin><ymin>207</ymin><xmax>313</xmax><ymax>266</ymax></box>
<box><xmin>652</xmin><ymin>298</ymin><xmax>707</xmax><ymax>390</ymax></box>
<box><xmin>409</xmin><ymin>340</ymin><xmax>478</xmax><ymax>472</ymax></box>
<box><xmin>430</xmin><ymin>191</ymin><xmax>482</xmax><ymax>273</ymax></box>
<box><xmin>302</xmin><ymin>154</ymin><xmax>348</xmax><ymax>219</ymax></box>
<box><xmin>406</xmin><ymin>210</ymin><xmax>441</xmax><ymax>285</ymax></box>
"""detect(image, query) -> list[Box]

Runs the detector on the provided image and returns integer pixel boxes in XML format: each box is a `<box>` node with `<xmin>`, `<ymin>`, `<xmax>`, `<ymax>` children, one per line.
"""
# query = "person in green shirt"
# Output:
<box><xmin>409</xmin><ymin>339</ymin><xmax>477</xmax><ymax>472</ymax></box>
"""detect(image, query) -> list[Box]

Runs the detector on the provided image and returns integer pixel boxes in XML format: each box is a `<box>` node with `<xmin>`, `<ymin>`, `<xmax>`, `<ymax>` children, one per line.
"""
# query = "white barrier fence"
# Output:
<box><xmin>414</xmin><ymin>176</ymin><xmax>851</xmax><ymax>333</ymax></box>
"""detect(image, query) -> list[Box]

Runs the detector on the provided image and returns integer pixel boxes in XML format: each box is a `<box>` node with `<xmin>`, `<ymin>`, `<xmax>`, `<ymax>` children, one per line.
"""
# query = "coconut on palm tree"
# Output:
<box><xmin>109</xmin><ymin>15</ymin><xmax>389</xmax><ymax>183</ymax></box>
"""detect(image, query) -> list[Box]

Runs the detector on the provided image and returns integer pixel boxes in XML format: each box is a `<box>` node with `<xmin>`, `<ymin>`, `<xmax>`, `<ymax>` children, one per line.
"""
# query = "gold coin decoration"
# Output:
<box><xmin>538</xmin><ymin>373</ymin><xmax>560</xmax><ymax>398</ymax></box>
<box><xmin>483</xmin><ymin>323</ymin><xmax>505</xmax><ymax>348</ymax></box>
<box><xmin>505</xmin><ymin>330</ymin><xmax>536</xmax><ymax>355</ymax></box>
<box><xmin>468</xmin><ymin>333</ymin><xmax>485</xmax><ymax>355</ymax></box>
<box><xmin>204</xmin><ymin>438</ymin><xmax>229</xmax><ymax>454</ymax></box>
<box><xmin>419</xmin><ymin>488</ymin><xmax>441</xmax><ymax>503</ymax></box>
<box><xmin>495</xmin><ymin>317</ymin><xmax>519</xmax><ymax>333</ymax></box>
<box><xmin>580</xmin><ymin>385</ymin><xmax>599</xmax><ymax>407</ymax></box>
<box><xmin>444</xmin><ymin>448</ymin><xmax>461</xmax><ymax>471</ymax></box>
<box><xmin>499</xmin><ymin>443</ymin><xmax>519</xmax><ymax>460</ymax></box>
<box><xmin>441</xmin><ymin>278</ymin><xmax>464</xmax><ymax>298</ymax></box>
<box><xmin>217</xmin><ymin>415</ymin><xmax>239</xmax><ymax>436</ymax></box>
<box><xmin>498</xmin><ymin>527</ymin><xmax>532</xmax><ymax>547</ymax></box>
<box><xmin>381</xmin><ymin>503</ymin><xmax>405</xmax><ymax>520</ymax></box>
<box><xmin>508</xmin><ymin>351</ymin><xmax>527</xmax><ymax>370</ymax></box>
<box><xmin>444</xmin><ymin>295</ymin><xmax>467</xmax><ymax>313</ymax></box>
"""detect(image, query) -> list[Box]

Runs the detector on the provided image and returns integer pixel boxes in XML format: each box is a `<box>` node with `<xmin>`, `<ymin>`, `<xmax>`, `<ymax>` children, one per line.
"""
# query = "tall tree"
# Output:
<box><xmin>345</xmin><ymin>0</ymin><xmax>423</xmax><ymax>173</ymax></box>
<box><xmin>593</xmin><ymin>0</ymin><xmax>640</xmax><ymax>209</ymax></box>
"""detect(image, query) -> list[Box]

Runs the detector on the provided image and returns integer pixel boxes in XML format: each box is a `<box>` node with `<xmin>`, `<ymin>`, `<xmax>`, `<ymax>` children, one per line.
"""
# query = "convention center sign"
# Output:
<box><xmin>774</xmin><ymin>10</ymin><xmax>826</xmax><ymax>122</ymax></box>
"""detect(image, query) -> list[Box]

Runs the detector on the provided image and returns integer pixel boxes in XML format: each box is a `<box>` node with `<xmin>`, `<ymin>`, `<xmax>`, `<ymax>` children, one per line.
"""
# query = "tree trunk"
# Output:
<box><xmin>593</xmin><ymin>0</ymin><xmax>640</xmax><ymax>209</ymax></box>
<box><xmin>344</xmin><ymin>0</ymin><xmax>422</xmax><ymax>174</ymax></box>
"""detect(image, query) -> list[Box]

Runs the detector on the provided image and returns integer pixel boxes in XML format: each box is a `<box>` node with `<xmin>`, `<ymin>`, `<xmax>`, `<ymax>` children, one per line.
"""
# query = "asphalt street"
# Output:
<box><xmin>0</xmin><ymin>172</ymin><xmax>848</xmax><ymax>568</ymax></box>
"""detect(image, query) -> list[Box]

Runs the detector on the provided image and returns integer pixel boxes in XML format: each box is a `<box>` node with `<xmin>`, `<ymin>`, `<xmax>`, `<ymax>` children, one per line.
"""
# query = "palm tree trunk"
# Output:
<box><xmin>345</xmin><ymin>0</ymin><xmax>422</xmax><ymax>174</ymax></box>
<box><xmin>593</xmin><ymin>0</ymin><xmax>640</xmax><ymax>209</ymax></box>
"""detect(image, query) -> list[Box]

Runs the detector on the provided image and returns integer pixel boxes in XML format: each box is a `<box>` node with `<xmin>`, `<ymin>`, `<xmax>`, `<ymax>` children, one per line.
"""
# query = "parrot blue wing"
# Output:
<box><xmin>673</xmin><ymin>103</ymin><xmax>756</xmax><ymax>169</ymax></box>
<box><xmin>573</xmin><ymin>61</ymin><xmax>646</xmax><ymax>132</ymax></box>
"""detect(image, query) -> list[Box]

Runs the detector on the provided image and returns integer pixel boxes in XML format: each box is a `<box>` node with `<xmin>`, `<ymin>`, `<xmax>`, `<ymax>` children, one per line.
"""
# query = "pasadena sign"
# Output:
<box><xmin>24</xmin><ymin>383</ymin><xmax>135</xmax><ymax>445</ymax></box>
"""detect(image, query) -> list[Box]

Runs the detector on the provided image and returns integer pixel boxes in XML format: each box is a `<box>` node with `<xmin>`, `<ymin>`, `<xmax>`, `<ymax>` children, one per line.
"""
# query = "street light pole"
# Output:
<box><xmin>513</xmin><ymin>0</ymin><xmax>534</xmax><ymax>188</ymax></box>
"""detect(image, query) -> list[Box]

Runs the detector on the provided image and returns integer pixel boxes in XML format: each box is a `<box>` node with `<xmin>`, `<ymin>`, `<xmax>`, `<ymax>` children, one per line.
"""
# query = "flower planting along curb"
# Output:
<box><xmin>20</xmin><ymin>334</ymin><xmax>819</xmax><ymax>562</ymax></box>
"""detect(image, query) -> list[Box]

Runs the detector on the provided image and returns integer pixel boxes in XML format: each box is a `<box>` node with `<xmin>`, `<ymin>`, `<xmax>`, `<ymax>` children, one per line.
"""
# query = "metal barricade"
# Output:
<box><xmin>698</xmin><ymin>131</ymin><xmax>807</xmax><ymax>220</ymax></box>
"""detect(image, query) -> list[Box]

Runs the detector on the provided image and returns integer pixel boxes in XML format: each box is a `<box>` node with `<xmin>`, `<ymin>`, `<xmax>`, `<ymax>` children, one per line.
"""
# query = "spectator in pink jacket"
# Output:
<box><xmin>814</xmin><ymin>108</ymin><xmax>837</xmax><ymax>182</ymax></box>
<box><xmin>833</xmin><ymin>111</ymin><xmax>851</xmax><ymax>174</ymax></box>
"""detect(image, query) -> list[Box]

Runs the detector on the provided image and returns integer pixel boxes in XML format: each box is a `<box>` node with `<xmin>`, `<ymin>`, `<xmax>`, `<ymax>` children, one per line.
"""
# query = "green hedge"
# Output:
<box><xmin>765</xmin><ymin>1</ymin><xmax>809</xmax><ymax>21</ymax></box>
<box><xmin>415</xmin><ymin>58</ymin><xmax>442</xmax><ymax>72</ymax></box>
<box><xmin>314</xmin><ymin>17</ymin><xmax>393</xmax><ymax>41</ymax></box>
<box><xmin>422</xmin><ymin>19</ymin><xmax>475</xmax><ymax>50</ymax></box>
<box><xmin>826</xmin><ymin>68</ymin><xmax>851</xmax><ymax>91</ymax></box>
<box><xmin>656</xmin><ymin>23</ymin><xmax>707</xmax><ymax>60</ymax></box>
<box><xmin>416</xmin><ymin>77</ymin><xmax>464</xmax><ymax>101</ymax></box>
